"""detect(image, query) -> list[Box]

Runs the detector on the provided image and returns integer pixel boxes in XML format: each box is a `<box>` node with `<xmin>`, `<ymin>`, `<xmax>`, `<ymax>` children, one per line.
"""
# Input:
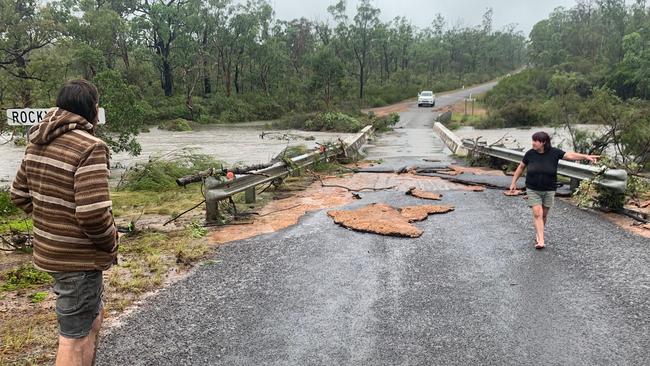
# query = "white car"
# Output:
<box><xmin>417</xmin><ymin>91</ymin><xmax>436</xmax><ymax>107</ymax></box>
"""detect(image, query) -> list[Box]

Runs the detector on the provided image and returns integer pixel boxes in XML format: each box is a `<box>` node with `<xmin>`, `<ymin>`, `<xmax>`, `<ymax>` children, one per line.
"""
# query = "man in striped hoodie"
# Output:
<box><xmin>11</xmin><ymin>79</ymin><xmax>118</xmax><ymax>366</ymax></box>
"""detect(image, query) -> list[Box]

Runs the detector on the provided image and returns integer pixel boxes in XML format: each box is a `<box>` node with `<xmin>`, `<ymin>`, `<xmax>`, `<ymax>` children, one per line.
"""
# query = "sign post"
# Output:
<box><xmin>6</xmin><ymin>108</ymin><xmax>106</xmax><ymax>126</ymax></box>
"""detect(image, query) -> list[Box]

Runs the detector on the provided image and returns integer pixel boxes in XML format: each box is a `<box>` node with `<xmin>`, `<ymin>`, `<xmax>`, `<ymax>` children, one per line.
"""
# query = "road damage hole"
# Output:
<box><xmin>327</xmin><ymin>203</ymin><xmax>454</xmax><ymax>238</ymax></box>
<box><xmin>407</xmin><ymin>187</ymin><xmax>442</xmax><ymax>200</ymax></box>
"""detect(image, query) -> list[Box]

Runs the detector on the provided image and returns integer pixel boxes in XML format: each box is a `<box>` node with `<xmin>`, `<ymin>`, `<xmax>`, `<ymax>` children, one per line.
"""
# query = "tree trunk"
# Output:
<box><xmin>16</xmin><ymin>55</ymin><xmax>31</xmax><ymax>107</ymax></box>
<box><xmin>359</xmin><ymin>64</ymin><xmax>365</xmax><ymax>99</ymax></box>
<box><xmin>204</xmin><ymin>75</ymin><xmax>212</xmax><ymax>95</ymax></box>
<box><xmin>202</xmin><ymin>29</ymin><xmax>211</xmax><ymax>94</ymax></box>
<box><xmin>234</xmin><ymin>63</ymin><xmax>240</xmax><ymax>94</ymax></box>
<box><xmin>162</xmin><ymin>57</ymin><xmax>173</xmax><ymax>96</ymax></box>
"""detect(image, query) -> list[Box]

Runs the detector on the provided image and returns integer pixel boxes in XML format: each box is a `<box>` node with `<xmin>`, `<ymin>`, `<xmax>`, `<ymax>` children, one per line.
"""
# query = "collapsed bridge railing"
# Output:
<box><xmin>461</xmin><ymin>139</ymin><xmax>628</xmax><ymax>193</ymax></box>
<box><xmin>201</xmin><ymin>126</ymin><xmax>374</xmax><ymax>223</ymax></box>
<box><xmin>432</xmin><ymin>122</ymin><xmax>628</xmax><ymax>193</ymax></box>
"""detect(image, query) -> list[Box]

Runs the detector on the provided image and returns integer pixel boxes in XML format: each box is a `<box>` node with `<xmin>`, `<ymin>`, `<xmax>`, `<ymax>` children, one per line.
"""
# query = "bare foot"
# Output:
<box><xmin>535</xmin><ymin>242</ymin><xmax>545</xmax><ymax>249</ymax></box>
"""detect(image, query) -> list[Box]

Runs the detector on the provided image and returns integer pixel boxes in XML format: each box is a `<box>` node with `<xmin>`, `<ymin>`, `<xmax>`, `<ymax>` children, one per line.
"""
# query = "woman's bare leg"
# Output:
<box><xmin>532</xmin><ymin>205</ymin><xmax>545</xmax><ymax>248</ymax></box>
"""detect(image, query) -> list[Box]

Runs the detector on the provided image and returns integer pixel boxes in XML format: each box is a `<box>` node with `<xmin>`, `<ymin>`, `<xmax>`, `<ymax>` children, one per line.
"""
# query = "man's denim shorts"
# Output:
<box><xmin>526</xmin><ymin>189</ymin><xmax>556</xmax><ymax>208</ymax></box>
<box><xmin>51</xmin><ymin>270</ymin><xmax>103</xmax><ymax>339</ymax></box>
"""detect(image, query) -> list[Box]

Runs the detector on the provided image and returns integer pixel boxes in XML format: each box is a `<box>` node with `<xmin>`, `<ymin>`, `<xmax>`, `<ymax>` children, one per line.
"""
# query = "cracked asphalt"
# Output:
<box><xmin>97</xmin><ymin>82</ymin><xmax>649</xmax><ymax>365</ymax></box>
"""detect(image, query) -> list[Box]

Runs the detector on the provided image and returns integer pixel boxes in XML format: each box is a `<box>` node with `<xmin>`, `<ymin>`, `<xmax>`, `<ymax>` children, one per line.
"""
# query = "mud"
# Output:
<box><xmin>328</xmin><ymin>202</ymin><xmax>455</xmax><ymax>237</ymax></box>
<box><xmin>406</xmin><ymin>187</ymin><xmax>442</xmax><ymax>200</ymax></box>
<box><xmin>210</xmin><ymin>171</ymin><xmax>476</xmax><ymax>244</ymax></box>
<box><xmin>328</xmin><ymin>203</ymin><xmax>423</xmax><ymax>237</ymax></box>
<box><xmin>363</xmin><ymin>101</ymin><xmax>413</xmax><ymax>117</ymax></box>
<box><xmin>600</xmin><ymin>212</ymin><xmax>650</xmax><ymax>239</ymax></box>
<box><xmin>399</xmin><ymin>205</ymin><xmax>455</xmax><ymax>221</ymax></box>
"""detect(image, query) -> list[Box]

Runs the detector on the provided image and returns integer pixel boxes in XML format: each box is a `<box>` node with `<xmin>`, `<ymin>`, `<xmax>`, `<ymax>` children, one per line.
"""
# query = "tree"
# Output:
<box><xmin>309</xmin><ymin>46</ymin><xmax>344</xmax><ymax>108</ymax></box>
<box><xmin>350</xmin><ymin>0</ymin><xmax>380</xmax><ymax>99</ymax></box>
<box><xmin>134</xmin><ymin>0</ymin><xmax>200</xmax><ymax>96</ymax></box>
<box><xmin>0</xmin><ymin>0</ymin><xmax>65</xmax><ymax>106</ymax></box>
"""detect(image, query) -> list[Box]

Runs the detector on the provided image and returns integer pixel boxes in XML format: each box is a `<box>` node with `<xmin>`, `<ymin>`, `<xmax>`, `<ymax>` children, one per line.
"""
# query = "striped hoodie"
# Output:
<box><xmin>10</xmin><ymin>108</ymin><xmax>117</xmax><ymax>272</ymax></box>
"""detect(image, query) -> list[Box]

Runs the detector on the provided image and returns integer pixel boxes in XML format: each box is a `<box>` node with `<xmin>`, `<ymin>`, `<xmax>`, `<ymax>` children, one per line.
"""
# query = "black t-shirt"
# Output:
<box><xmin>522</xmin><ymin>147</ymin><xmax>566</xmax><ymax>191</ymax></box>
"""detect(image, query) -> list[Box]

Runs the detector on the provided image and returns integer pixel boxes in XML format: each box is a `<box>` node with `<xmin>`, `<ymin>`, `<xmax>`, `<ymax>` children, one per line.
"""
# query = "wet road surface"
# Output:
<box><xmin>97</xmin><ymin>82</ymin><xmax>649</xmax><ymax>365</ymax></box>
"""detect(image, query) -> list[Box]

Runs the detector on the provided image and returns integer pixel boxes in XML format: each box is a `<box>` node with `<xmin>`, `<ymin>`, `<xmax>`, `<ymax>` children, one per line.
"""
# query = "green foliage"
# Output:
<box><xmin>0</xmin><ymin>218</ymin><xmax>32</xmax><ymax>235</ymax></box>
<box><xmin>189</xmin><ymin>221</ymin><xmax>208</xmax><ymax>238</ymax></box>
<box><xmin>311</xmin><ymin>112</ymin><xmax>363</xmax><ymax>132</ymax></box>
<box><xmin>370</xmin><ymin>112</ymin><xmax>400</xmax><ymax>132</ymax></box>
<box><xmin>0</xmin><ymin>189</ymin><xmax>18</xmax><ymax>217</ymax></box>
<box><xmin>94</xmin><ymin>70</ymin><xmax>145</xmax><ymax>156</ymax></box>
<box><xmin>274</xmin><ymin>111</ymin><xmax>364</xmax><ymax>132</ymax></box>
<box><xmin>118</xmin><ymin>149</ymin><xmax>223</xmax><ymax>191</ymax></box>
<box><xmin>0</xmin><ymin>264</ymin><xmax>52</xmax><ymax>292</ymax></box>
<box><xmin>30</xmin><ymin>291</ymin><xmax>48</xmax><ymax>303</ymax></box>
<box><xmin>159</xmin><ymin>119</ymin><xmax>193</xmax><ymax>131</ymax></box>
<box><xmin>13</xmin><ymin>137</ymin><xmax>27</xmax><ymax>147</ymax></box>
<box><xmin>626</xmin><ymin>172</ymin><xmax>650</xmax><ymax>200</ymax></box>
<box><xmin>0</xmin><ymin>0</ymin><xmax>525</xmax><ymax>138</ymax></box>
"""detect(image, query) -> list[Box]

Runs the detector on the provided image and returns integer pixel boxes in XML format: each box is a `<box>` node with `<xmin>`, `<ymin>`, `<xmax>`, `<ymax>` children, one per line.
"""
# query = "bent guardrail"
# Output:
<box><xmin>462</xmin><ymin>140</ymin><xmax>628</xmax><ymax>193</ymax></box>
<box><xmin>204</xmin><ymin>125</ymin><xmax>374</xmax><ymax>223</ymax></box>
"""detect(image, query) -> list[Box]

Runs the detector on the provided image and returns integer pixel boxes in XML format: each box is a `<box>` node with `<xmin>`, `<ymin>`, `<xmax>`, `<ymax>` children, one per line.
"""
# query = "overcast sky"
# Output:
<box><xmin>262</xmin><ymin>0</ymin><xmax>579</xmax><ymax>36</ymax></box>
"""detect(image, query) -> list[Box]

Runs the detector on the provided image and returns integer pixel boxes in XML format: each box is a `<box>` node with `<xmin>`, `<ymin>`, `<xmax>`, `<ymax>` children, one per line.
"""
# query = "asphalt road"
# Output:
<box><xmin>97</xmin><ymin>83</ymin><xmax>649</xmax><ymax>365</ymax></box>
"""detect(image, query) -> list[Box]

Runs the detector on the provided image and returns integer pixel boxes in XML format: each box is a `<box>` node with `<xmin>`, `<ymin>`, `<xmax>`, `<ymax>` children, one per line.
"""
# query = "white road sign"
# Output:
<box><xmin>6</xmin><ymin>108</ymin><xmax>106</xmax><ymax>126</ymax></box>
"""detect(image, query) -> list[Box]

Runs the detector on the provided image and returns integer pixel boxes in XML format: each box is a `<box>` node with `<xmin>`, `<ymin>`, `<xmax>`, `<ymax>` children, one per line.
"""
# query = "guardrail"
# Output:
<box><xmin>204</xmin><ymin>125</ymin><xmax>375</xmax><ymax>223</ymax></box>
<box><xmin>462</xmin><ymin>140</ymin><xmax>628</xmax><ymax>193</ymax></box>
<box><xmin>433</xmin><ymin>122</ymin><xmax>467</xmax><ymax>157</ymax></box>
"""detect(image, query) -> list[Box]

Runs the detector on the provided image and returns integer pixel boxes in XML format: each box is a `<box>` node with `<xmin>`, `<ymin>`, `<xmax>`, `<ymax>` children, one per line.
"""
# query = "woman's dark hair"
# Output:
<box><xmin>532</xmin><ymin>131</ymin><xmax>552</xmax><ymax>151</ymax></box>
<box><xmin>56</xmin><ymin>79</ymin><xmax>99</xmax><ymax>123</ymax></box>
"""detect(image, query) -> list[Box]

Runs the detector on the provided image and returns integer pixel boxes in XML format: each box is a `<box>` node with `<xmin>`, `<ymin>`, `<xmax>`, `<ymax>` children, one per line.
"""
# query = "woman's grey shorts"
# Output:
<box><xmin>51</xmin><ymin>270</ymin><xmax>103</xmax><ymax>339</ymax></box>
<box><xmin>526</xmin><ymin>189</ymin><xmax>556</xmax><ymax>208</ymax></box>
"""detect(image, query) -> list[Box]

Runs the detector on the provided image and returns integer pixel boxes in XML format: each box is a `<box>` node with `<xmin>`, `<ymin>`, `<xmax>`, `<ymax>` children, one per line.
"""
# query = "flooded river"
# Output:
<box><xmin>453</xmin><ymin>124</ymin><xmax>607</xmax><ymax>151</ymax></box>
<box><xmin>0</xmin><ymin>124</ymin><xmax>356</xmax><ymax>186</ymax></box>
<box><xmin>0</xmin><ymin>123</ymin><xmax>606</xmax><ymax>186</ymax></box>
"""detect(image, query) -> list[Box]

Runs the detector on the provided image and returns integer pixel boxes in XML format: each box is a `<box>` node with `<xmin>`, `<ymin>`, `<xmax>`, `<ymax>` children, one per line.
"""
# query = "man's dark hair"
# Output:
<box><xmin>532</xmin><ymin>131</ymin><xmax>552</xmax><ymax>151</ymax></box>
<box><xmin>56</xmin><ymin>79</ymin><xmax>99</xmax><ymax>124</ymax></box>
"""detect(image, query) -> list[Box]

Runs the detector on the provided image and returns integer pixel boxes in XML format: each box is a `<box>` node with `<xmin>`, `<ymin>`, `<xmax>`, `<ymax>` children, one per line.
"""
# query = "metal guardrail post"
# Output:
<box><xmin>204</xmin><ymin>176</ymin><xmax>224</xmax><ymax>224</ymax></box>
<box><xmin>461</xmin><ymin>140</ymin><xmax>628</xmax><ymax>193</ymax></box>
<box><xmin>245</xmin><ymin>187</ymin><xmax>256</xmax><ymax>203</ymax></box>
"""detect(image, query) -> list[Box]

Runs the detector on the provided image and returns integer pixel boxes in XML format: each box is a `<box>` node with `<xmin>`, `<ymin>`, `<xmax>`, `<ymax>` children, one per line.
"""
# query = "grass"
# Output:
<box><xmin>0</xmin><ymin>217</ymin><xmax>33</xmax><ymax>234</ymax></box>
<box><xmin>0</xmin><ymin>263</ymin><xmax>53</xmax><ymax>292</ymax></box>
<box><xmin>104</xmin><ymin>229</ymin><xmax>211</xmax><ymax>312</ymax></box>
<box><xmin>0</xmin><ymin>189</ymin><xmax>18</xmax><ymax>217</ymax></box>
<box><xmin>111</xmin><ymin>185</ymin><xmax>204</xmax><ymax>218</ymax></box>
<box><xmin>0</xmin><ymin>311</ymin><xmax>57</xmax><ymax>365</ymax></box>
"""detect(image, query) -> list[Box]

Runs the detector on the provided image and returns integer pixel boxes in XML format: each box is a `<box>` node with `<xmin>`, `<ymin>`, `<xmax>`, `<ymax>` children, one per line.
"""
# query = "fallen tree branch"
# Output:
<box><xmin>307</xmin><ymin>169</ymin><xmax>396</xmax><ymax>192</ymax></box>
<box><xmin>258</xmin><ymin>204</ymin><xmax>303</xmax><ymax>217</ymax></box>
<box><xmin>163</xmin><ymin>199</ymin><xmax>206</xmax><ymax>226</ymax></box>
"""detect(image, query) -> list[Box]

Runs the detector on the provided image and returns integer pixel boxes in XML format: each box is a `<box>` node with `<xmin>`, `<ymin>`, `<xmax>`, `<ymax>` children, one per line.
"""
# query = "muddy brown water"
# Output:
<box><xmin>0</xmin><ymin>122</ymin><xmax>607</xmax><ymax>186</ymax></box>
<box><xmin>0</xmin><ymin>125</ymin><xmax>356</xmax><ymax>186</ymax></box>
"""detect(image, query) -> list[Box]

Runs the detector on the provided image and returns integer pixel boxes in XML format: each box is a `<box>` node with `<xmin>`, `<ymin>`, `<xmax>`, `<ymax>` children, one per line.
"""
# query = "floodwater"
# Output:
<box><xmin>453</xmin><ymin>124</ymin><xmax>607</xmax><ymax>151</ymax></box>
<box><xmin>0</xmin><ymin>123</ymin><xmax>607</xmax><ymax>186</ymax></box>
<box><xmin>0</xmin><ymin>124</ymin><xmax>356</xmax><ymax>186</ymax></box>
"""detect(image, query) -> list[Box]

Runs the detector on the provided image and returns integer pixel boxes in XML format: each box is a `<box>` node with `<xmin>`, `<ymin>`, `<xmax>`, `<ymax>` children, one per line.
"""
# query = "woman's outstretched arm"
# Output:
<box><xmin>563</xmin><ymin>151</ymin><xmax>599</xmax><ymax>163</ymax></box>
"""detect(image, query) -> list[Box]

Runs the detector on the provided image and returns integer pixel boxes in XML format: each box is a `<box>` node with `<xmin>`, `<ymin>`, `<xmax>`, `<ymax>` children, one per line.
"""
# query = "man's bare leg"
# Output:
<box><xmin>55</xmin><ymin>311</ymin><xmax>103</xmax><ymax>366</ymax></box>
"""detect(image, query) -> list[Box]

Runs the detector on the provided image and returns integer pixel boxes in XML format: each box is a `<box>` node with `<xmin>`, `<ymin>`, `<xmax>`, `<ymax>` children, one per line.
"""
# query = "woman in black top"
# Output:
<box><xmin>509</xmin><ymin>132</ymin><xmax>599</xmax><ymax>249</ymax></box>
